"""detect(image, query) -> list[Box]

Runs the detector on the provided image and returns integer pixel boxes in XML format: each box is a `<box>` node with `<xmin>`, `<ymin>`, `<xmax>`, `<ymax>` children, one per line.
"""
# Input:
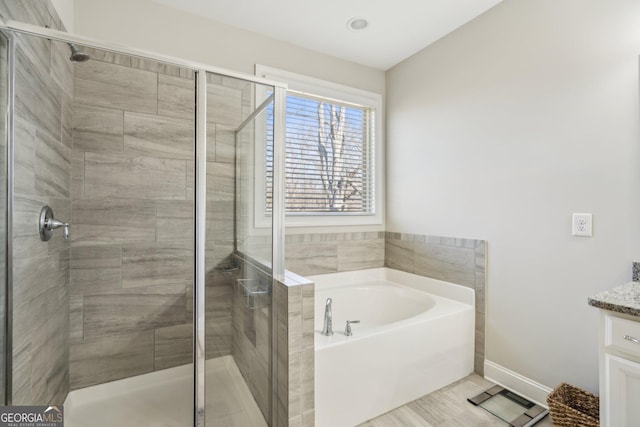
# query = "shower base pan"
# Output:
<box><xmin>64</xmin><ymin>355</ymin><xmax>267</xmax><ymax>427</ymax></box>
<box><xmin>468</xmin><ymin>385</ymin><xmax>549</xmax><ymax>427</ymax></box>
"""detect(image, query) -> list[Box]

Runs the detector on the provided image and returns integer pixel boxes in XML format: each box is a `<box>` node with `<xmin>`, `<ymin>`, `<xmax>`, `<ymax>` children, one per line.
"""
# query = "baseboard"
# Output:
<box><xmin>484</xmin><ymin>360</ymin><xmax>553</xmax><ymax>408</ymax></box>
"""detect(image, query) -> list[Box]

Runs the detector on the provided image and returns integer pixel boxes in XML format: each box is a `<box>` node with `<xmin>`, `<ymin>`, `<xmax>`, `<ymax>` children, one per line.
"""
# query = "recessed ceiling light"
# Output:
<box><xmin>347</xmin><ymin>18</ymin><xmax>369</xmax><ymax>32</ymax></box>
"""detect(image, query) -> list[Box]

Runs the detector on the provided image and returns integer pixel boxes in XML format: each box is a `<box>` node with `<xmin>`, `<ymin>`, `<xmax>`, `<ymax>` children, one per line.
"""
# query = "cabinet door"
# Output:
<box><xmin>605</xmin><ymin>353</ymin><xmax>640</xmax><ymax>426</ymax></box>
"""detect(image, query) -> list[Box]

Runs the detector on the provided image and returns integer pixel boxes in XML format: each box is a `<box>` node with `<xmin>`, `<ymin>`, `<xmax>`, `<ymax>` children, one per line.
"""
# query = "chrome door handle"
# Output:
<box><xmin>624</xmin><ymin>335</ymin><xmax>640</xmax><ymax>344</ymax></box>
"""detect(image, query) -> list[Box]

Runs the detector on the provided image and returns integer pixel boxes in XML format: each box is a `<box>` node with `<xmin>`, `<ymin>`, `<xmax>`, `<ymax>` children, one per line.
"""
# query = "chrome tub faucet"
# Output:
<box><xmin>345</xmin><ymin>320</ymin><xmax>360</xmax><ymax>336</ymax></box>
<box><xmin>321</xmin><ymin>298</ymin><xmax>333</xmax><ymax>336</ymax></box>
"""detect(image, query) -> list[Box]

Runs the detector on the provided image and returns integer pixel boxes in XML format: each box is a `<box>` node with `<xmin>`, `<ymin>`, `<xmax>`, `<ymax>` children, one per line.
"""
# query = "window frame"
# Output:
<box><xmin>255</xmin><ymin>65</ymin><xmax>384</xmax><ymax>228</ymax></box>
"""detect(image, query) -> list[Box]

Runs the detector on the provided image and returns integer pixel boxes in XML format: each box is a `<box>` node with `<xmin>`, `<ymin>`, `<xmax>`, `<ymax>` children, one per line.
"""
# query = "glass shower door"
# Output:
<box><xmin>65</xmin><ymin>44</ymin><xmax>198</xmax><ymax>425</ymax></box>
<box><xmin>203</xmin><ymin>72</ymin><xmax>277</xmax><ymax>426</ymax></box>
<box><xmin>10</xmin><ymin>31</ymin><xmax>197</xmax><ymax>425</ymax></box>
<box><xmin>0</xmin><ymin>31</ymin><xmax>8</xmax><ymax>406</ymax></box>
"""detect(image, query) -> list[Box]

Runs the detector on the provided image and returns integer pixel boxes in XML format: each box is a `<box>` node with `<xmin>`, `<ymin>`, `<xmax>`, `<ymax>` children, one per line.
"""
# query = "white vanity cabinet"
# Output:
<box><xmin>599</xmin><ymin>311</ymin><xmax>640</xmax><ymax>426</ymax></box>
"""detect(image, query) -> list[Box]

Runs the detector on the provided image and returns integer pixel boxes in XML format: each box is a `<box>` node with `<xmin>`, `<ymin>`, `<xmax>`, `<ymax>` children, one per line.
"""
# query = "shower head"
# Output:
<box><xmin>68</xmin><ymin>44</ymin><xmax>90</xmax><ymax>63</ymax></box>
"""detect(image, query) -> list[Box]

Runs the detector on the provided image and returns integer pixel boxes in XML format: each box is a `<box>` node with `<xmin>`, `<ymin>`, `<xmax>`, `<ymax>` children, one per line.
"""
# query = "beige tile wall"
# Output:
<box><xmin>68</xmin><ymin>52</ymin><xmax>250</xmax><ymax>389</ymax></box>
<box><xmin>285</xmin><ymin>231</ymin><xmax>385</xmax><ymax>276</ymax></box>
<box><xmin>68</xmin><ymin>51</ymin><xmax>196</xmax><ymax>389</ymax></box>
<box><xmin>4</xmin><ymin>0</ymin><xmax>73</xmax><ymax>405</ymax></box>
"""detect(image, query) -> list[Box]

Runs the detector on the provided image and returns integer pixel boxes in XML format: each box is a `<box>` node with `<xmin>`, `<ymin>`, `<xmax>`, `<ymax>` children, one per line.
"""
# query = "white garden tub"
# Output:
<box><xmin>309</xmin><ymin>267</ymin><xmax>475</xmax><ymax>427</ymax></box>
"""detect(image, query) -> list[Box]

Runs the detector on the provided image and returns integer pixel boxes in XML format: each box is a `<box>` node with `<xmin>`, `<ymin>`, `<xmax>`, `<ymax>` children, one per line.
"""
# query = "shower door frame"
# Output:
<box><xmin>0</xmin><ymin>19</ymin><xmax>287</xmax><ymax>427</ymax></box>
<box><xmin>2</xmin><ymin>29</ymin><xmax>14</xmax><ymax>407</ymax></box>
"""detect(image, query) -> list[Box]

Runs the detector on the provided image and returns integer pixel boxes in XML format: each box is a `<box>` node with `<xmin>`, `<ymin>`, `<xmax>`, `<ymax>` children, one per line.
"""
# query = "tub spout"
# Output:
<box><xmin>321</xmin><ymin>298</ymin><xmax>333</xmax><ymax>336</ymax></box>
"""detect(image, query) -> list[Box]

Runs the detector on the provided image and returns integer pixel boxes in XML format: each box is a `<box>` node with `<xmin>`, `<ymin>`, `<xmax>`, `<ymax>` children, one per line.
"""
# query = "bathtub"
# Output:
<box><xmin>309</xmin><ymin>267</ymin><xmax>475</xmax><ymax>427</ymax></box>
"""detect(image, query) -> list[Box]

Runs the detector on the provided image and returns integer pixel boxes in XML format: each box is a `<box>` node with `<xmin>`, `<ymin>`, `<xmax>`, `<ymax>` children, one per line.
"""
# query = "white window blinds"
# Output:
<box><xmin>266</xmin><ymin>91</ymin><xmax>375</xmax><ymax>215</ymax></box>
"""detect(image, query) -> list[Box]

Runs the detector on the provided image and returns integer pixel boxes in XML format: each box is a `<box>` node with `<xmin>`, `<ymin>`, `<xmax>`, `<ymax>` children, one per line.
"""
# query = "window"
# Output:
<box><xmin>256</xmin><ymin>66</ymin><xmax>383</xmax><ymax>228</ymax></box>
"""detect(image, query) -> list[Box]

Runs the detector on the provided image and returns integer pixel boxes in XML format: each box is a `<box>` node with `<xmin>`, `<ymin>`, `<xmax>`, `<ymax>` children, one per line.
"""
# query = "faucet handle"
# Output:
<box><xmin>345</xmin><ymin>320</ymin><xmax>360</xmax><ymax>336</ymax></box>
<box><xmin>47</xmin><ymin>219</ymin><xmax>69</xmax><ymax>240</ymax></box>
<box><xmin>39</xmin><ymin>206</ymin><xmax>70</xmax><ymax>241</ymax></box>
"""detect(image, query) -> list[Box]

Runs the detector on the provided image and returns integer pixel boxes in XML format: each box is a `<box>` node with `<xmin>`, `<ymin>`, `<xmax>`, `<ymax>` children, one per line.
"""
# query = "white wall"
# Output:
<box><xmin>51</xmin><ymin>0</ymin><xmax>74</xmax><ymax>32</ymax></box>
<box><xmin>72</xmin><ymin>0</ymin><xmax>384</xmax><ymax>95</ymax></box>
<box><xmin>386</xmin><ymin>0</ymin><xmax>640</xmax><ymax>393</ymax></box>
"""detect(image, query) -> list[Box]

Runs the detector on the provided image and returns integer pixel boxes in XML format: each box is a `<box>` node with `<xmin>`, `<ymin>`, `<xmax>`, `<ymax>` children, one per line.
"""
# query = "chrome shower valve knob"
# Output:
<box><xmin>39</xmin><ymin>206</ymin><xmax>70</xmax><ymax>241</ymax></box>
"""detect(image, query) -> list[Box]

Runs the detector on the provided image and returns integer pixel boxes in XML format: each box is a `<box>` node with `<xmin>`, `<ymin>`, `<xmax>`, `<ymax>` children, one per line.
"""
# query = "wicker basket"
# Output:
<box><xmin>547</xmin><ymin>382</ymin><xmax>599</xmax><ymax>426</ymax></box>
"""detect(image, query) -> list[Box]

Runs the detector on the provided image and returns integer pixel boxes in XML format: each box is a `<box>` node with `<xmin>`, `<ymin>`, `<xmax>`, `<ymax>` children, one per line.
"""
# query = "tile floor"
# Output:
<box><xmin>359</xmin><ymin>374</ymin><xmax>554</xmax><ymax>426</ymax></box>
<box><xmin>64</xmin><ymin>355</ymin><xmax>267</xmax><ymax>427</ymax></box>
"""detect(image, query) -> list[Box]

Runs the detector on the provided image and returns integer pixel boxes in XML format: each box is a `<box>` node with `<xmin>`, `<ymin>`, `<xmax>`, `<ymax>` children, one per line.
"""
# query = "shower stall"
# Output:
<box><xmin>0</xmin><ymin>18</ymin><xmax>287</xmax><ymax>427</ymax></box>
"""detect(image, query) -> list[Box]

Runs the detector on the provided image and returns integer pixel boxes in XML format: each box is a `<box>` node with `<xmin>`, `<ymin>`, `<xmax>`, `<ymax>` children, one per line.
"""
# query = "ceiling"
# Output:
<box><xmin>153</xmin><ymin>0</ymin><xmax>503</xmax><ymax>70</ymax></box>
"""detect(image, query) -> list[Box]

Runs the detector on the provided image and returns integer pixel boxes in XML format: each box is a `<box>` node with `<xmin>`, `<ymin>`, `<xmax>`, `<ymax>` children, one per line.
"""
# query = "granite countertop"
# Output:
<box><xmin>588</xmin><ymin>282</ymin><xmax>640</xmax><ymax>317</ymax></box>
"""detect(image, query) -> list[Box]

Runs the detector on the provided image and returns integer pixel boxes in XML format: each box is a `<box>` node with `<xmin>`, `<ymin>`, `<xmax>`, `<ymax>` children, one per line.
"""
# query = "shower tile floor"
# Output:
<box><xmin>64</xmin><ymin>355</ymin><xmax>267</xmax><ymax>427</ymax></box>
<box><xmin>359</xmin><ymin>374</ymin><xmax>554</xmax><ymax>426</ymax></box>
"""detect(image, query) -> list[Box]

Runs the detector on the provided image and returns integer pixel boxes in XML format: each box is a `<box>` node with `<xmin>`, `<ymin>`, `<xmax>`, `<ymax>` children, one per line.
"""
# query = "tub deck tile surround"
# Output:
<box><xmin>286</xmin><ymin>240</ymin><xmax>338</xmax><ymax>275</ymax></box>
<box><xmin>337</xmin><ymin>238</ymin><xmax>385</xmax><ymax>271</ymax></box>
<box><xmin>474</xmin><ymin>241</ymin><xmax>487</xmax><ymax>373</ymax></box>
<box><xmin>274</xmin><ymin>270</ymin><xmax>315</xmax><ymax>427</ymax></box>
<box><xmin>285</xmin><ymin>231</ymin><xmax>385</xmax><ymax>276</ymax></box>
<box><xmin>384</xmin><ymin>236</ymin><xmax>415</xmax><ymax>272</ymax></box>
<box><xmin>416</xmin><ymin>243</ymin><xmax>475</xmax><ymax>286</ymax></box>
